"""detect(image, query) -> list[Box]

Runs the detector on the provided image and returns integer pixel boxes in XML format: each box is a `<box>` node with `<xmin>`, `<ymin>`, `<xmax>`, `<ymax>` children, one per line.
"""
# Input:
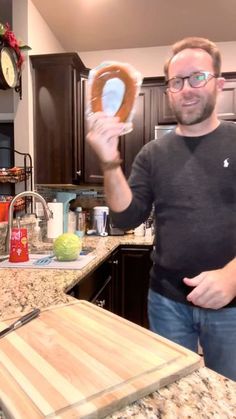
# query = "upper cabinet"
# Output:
<box><xmin>81</xmin><ymin>79</ymin><xmax>159</xmax><ymax>183</ymax></box>
<box><xmin>157</xmin><ymin>83</ymin><xmax>175</xmax><ymax>124</ymax></box>
<box><xmin>31</xmin><ymin>53</ymin><xmax>86</xmax><ymax>184</ymax></box>
<box><xmin>215</xmin><ymin>73</ymin><xmax>236</xmax><ymax>120</ymax></box>
<box><xmin>120</xmin><ymin>84</ymin><xmax>158</xmax><ymax>179</ymax></box>
<box><xmin>156</xmin><ymin>72</ymin><xmax>236</xmax><ymax>124</ymax></box>
<box><xmin>31</xmin><ymin>59</ymin><xmax>236</xmax><ymax>185</ymax></box>
<box><xmin>81</xmin><ymin>74</ymin><xmax>104</xmax><ymax>184</ymax></box>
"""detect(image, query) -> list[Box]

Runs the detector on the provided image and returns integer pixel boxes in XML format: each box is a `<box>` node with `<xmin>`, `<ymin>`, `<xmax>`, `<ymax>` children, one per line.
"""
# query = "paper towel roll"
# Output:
<box><xmin>47</xmin><ymin>202</ymin><xmax>63</xmax><ymax>239</ymax></box>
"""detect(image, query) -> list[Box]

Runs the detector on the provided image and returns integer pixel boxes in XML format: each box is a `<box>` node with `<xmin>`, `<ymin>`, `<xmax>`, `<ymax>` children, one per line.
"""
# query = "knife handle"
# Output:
<box><xmin>13</xmin><ymin>308</ymin><xmax>40</xmax><ymax>329</ymax></box>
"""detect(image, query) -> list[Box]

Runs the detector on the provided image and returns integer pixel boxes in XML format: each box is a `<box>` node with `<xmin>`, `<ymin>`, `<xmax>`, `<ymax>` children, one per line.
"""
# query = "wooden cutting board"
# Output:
<box><xmin>0</xmin><ymin>301</ymin><xmax>201</xmax><ymax>418</ymax></box>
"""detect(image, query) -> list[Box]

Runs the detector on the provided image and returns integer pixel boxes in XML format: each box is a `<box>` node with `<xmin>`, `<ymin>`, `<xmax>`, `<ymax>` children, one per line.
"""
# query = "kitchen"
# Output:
<box><xmin>0</xmin><ymin>0</ymin><xmax>236</xmax><ymax>417</ymax></box>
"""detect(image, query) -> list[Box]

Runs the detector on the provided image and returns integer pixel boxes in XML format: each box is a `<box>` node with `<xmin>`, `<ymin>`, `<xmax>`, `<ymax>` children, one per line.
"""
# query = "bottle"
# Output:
<box><xmin>67</xmin><ymin>210</ymin><xmax>76</xmax><ymax>233</ymax></box>
<box><xmin>75</xmin><ymin>207</ymin><xmax>86</xmax><ymax>238</ymax></box>
<box><xmin>134</xmin><ymin>223</ymin><xmax>145</xmax><ymax>237</ymax></box>
<box><xmin>33</xmin><ymin>218</ymin><xmax>43</xmax><ymax>245</ymax></box>
<box><xmin>145</xmin><ymin>215</ymin><xmax>154</xmax><ymax>238</ymax></box>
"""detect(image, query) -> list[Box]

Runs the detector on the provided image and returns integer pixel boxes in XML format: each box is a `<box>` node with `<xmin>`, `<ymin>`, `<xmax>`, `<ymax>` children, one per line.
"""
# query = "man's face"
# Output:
<box><xmin>167</xmin><ymin>48</ymin><xmax>220</xmax><ymax>126</ymax></box>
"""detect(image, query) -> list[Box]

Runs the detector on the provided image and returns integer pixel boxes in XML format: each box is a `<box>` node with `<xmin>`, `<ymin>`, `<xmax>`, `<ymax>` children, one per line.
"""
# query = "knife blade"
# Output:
<box><xmin>0</xmin><ymin>308</ymin><xmax>40</xmax><ymax>338</ymax></box>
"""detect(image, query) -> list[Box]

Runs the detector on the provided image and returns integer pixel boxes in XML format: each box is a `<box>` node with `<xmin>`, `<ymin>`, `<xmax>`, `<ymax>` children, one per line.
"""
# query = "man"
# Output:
<box><xmin>87</xmin><ymin>37</ymin><xmax>236</xmax><ymax>381</ymax></box>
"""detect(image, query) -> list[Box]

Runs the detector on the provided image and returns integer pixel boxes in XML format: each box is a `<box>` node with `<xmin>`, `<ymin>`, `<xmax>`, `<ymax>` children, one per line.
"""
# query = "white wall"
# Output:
<box><xmin>0</xmin><ymin>0</ymin><xmax>14</xmax><ymax>115</ymax></box>
<box><xmin>79</xmin><ymin>41</ymin><xmax>236</xmax><ymax>77</ymax></box>
<box><xmin>217</xmin><ymin>42</ymin><xmax>236</xmax><ymax>72</ymax></box>
<box><xmin>0</xmin><ymin>90</ymin><xmax>14</xmax><ymax>114</ymax></box>
<box><xmin>12</xmin><ymin>0</ymin><xmax>65</xmax><ymax>171</ymax></box>
<box><xmin>28</xmin><ymin>1</ymin><xmax>65</xmax><ymax>54</ymax></box>
<box><xmin>80</xmin><ymin>45</ymin><xmax>171</xmax><ymax>77</ymax></box>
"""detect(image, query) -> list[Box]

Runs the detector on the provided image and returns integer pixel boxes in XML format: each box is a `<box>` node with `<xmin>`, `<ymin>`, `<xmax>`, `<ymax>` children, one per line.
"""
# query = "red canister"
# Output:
<box><xmin>0</xmin><ymin>201</ymin><xmax>10</xmax><ymax>222</ymax></box>
<box><xmin>9</xmin><ymin>228</ymin><xmax>29</xmax><ymax>263</ymax></box>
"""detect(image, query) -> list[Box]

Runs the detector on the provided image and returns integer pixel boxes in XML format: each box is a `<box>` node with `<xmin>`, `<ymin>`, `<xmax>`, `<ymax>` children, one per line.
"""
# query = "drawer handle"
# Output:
<box><xmin>91</xmin><ymin>275</ymin><xmax>112</xmax><ymax>304</ymax></box>
<box><xmin>95</xmin><ymin>299</ymin><xmax>106</xmax><ymax>308</ymax></box>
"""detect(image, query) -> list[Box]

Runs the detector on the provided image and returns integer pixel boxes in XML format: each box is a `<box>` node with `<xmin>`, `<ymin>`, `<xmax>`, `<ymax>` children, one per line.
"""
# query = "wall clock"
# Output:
<box><xmin>0</xmin><ymin>46</ymin><xmax>19</xmax><ymax>89</ymax></box>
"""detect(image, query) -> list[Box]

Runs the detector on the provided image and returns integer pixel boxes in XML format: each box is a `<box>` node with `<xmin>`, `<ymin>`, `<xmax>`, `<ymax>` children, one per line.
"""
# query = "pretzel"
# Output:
<box><xmin>90</xmin><ymin>63</ymin><xmax>138</xmax><ymax>122</ymax></box>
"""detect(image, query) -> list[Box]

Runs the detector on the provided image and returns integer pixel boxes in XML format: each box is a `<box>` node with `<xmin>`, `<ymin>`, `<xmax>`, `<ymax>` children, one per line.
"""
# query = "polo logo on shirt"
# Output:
<box><xmin>223</xmin><ymin>158</ymin><xmax>230</xmax><ymax>168</ymax></box>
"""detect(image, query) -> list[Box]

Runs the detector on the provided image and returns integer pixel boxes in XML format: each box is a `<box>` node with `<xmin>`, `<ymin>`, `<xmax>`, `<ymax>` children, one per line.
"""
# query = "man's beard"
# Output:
<box><xmin>169</xmin><ymin>92</ymin><xmax>217</xmax><ymax>126</ymax></box>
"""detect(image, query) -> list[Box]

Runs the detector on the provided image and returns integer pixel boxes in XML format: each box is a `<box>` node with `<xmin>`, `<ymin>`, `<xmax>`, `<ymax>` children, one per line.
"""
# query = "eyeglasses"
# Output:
<box><xmin>166</xmin><ymin>71</ymin><xmax>216</xmax><ymax>93</ymax></box>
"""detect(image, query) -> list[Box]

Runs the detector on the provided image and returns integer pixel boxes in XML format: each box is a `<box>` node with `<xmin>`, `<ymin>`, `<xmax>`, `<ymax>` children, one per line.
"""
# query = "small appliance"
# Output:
<box><xmin>108</xmin><ymin>214</ymin><xmax>125</xmax><ymax>236</ymax></box>
<box><xmin>93</xmin><ymin>206</ymin><xmax>109</xmax><ymax>236</ymax></box>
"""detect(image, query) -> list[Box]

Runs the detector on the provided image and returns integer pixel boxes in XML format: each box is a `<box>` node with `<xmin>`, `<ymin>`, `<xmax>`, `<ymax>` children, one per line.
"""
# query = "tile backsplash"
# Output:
<box><xmin>35</xmin><ymin>185</ymin><xmax>107</xmax><ymax>231</ymax></box>
<box><xmin>36</xmin><ymin>185</ymin><xmax>107</xmax><ymax>210</ymax></box>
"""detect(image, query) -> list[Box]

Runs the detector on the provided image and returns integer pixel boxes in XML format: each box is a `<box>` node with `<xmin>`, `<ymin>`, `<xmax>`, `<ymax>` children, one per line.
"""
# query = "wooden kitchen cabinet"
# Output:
<box><xmin>157</xmin><ymin>83</ymin><xmax>176</xmax><ymax>124</ymax></box>
<box><xmin>31</xmin><ymin>53</ymin><xmax>86</xmax><ymax>184</ymax></box>
<box><xmin>155</xmin><ymin>72</ymin><xmax>236</xmax><ymax>124</ymax></box>
<box><xmin>215</xmin><ymin>74</ymin><xmax>236</xmax><ymax>120</ymax></box>
<box><xmin>120</xmin><ymin>85</ymin><xmax>158</xmax><ymax>178</ymax></box>
<box><xmin>117</xmin><ymin>245</ymin><xmax>152</xmax><ymax>328</ymax></box>
<box><xmin>69</xmin><ymin>253</ymin><xmax>120</xmax><ymax>313</ymax></box>
<box><xmin>68</xmin><ymin>245</ymin><xmax>152</xmax><ymax>328</ymax></box>
<box><xmin>141</xmin><ymin>76</ymin><xmax>175</xmax><ymax>125</ymax></box>
<box><xmin>81</xmin><ymin>82</ymin><xmax>157</xmax><ymax>182</ymax></box>
<box><xmin>81</xmin><ymin>74</ymin><xmax>108</xmax><ymax>184</ymax></box>
<box><xmin>31</xmin><ymin>56</ymin><xmax>236</xmax><ymax>186</ymax></box>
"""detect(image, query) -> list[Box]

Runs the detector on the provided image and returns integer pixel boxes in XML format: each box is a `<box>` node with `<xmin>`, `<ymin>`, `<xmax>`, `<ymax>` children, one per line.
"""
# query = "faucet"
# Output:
<box><xmin>5</xmin><ymin>191</ymin><xmax>53</xmax><ymax>253</ymax></box>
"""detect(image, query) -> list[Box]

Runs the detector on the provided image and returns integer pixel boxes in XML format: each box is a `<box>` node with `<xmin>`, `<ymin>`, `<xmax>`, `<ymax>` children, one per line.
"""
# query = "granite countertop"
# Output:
<box><xmin>107</xmin><ymin>367</ymin><xmax>236</xmax><ymax>418</ymax></box>
<box><xmin>0</xmin><ymin>233</ymin><xmax>235</xmax><ymax>418</ymax></box>
<box><xmin>0</xmin><ymin>234</ymin><xmax>153</xmax><ymax>320</ymax></box>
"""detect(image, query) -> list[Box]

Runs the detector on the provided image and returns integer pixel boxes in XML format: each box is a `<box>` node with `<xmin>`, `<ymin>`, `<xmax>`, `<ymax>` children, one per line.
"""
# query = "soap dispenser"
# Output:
<box><xmin>33</xmin><ymin>218</ymin><xmax>42</xmax><ymax>245</ymax></box>
<box><xmin>75</xmin><ymin>207</ymin><xmax>86</xmax><ymax>238</ymax></box>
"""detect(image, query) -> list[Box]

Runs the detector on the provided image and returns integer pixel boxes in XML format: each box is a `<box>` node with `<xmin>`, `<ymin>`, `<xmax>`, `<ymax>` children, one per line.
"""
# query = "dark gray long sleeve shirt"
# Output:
<box><xmin>111</xmin><ymin>121</ymin><xmax>236</xmax><ymax>307</ymax></box>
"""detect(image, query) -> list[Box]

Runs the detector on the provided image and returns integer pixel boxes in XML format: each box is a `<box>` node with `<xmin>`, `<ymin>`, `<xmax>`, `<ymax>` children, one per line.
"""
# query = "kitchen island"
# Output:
<box><xmin>0</xmin><ymin>234</ymin><xmax>235</xmax><ymax>418</ymax></box>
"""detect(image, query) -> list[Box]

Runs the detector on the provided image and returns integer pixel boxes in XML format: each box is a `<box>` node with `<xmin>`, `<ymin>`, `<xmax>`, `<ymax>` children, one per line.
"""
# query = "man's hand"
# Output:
<box><xmin>183</xmin><ymin>267</ymin><xmax>236</xmax><ymax>309</ymax></box>
<box><xmin>87</xmin><ymin>112</ymin><xmax>132</xmax><ymax>212</ymax></box>
<box><xmin>86</xmin><ymin>112</ymin><xmax>125</xmax><ymax>163</ymax></box>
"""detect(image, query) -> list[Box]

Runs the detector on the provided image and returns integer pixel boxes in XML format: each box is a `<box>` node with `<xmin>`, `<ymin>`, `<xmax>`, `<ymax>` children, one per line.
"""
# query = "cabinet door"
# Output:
<box><xmin>70</xmin><ymin>257</ymin><xmax>119</xmax><ymax>312</ymax></box>
<box><xmin>31</xmin><ymin>54</ymin><xmax>84</xmax><ymax>184</ymax></box>
<box><xmin>216</xmin><ymin>79</ymin><xmax>236</xmax><ymax>120</ymax></box>
<box><xmin>157</xmin><ymin>85</ymin><xmax>177</xmax><ymax>124</ymax></box>
<box><xmin>108</xmin><ymin>249</ymin><xmax>121</xmax><ymax>314</ymax></box>
<box><xmin>157</xmin><ymin>77</ymin><xmax>236</xmax><ymax>123</ymax></box>
<box><xmin>82</xmin><ymin>83</ymin><xmax>158</xmax><ymax>182</ymax></box>
<box><xmin>119</xmin><ymin>246</ymin><xmax>152</xmax><ymax>328</ymax></box>
<box><xmin>120</xmin><ymin>85</ymin><xmax>157</xmax><ymax>178</ymax></box>
<box><xmin>81</xmin><ymin>77</ymin><xmax>105</xmax><ymax>184</ymax></box>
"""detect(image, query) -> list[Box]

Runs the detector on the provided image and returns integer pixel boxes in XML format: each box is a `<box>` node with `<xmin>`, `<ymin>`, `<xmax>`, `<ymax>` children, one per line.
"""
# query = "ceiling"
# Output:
<box><xmin>31</xmin><ymin>0</ymin><xmax>236</xmax><ymax>52</ymax></box>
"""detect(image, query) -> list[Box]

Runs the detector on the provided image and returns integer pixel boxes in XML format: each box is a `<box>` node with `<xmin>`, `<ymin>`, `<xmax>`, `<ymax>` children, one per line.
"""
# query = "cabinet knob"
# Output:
<box><xmin>76</xmin><ymin>170</ymin><xmax>81</xmax><ymax>176</ymax></box>
<box><xmin>113</xmin><ymin>260</ymin><xmax>118</xmax><ymax>264</ymax></box>
<box><xmin>95</xmin><ymin>299</ymin><xmax>105</xmax><ymax>308</ymax></box>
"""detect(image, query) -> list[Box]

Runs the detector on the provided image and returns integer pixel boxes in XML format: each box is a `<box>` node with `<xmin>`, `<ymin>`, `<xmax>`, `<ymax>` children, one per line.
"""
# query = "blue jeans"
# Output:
<box><xmin>148</xmin><ymin>288</ymin><xmax>236</xmax><ymax>381</ymax></box>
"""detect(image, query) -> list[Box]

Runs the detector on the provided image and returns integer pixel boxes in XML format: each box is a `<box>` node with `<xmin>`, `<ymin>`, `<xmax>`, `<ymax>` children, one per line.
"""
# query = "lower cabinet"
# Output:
<box><xmin>68</xmin><ymin>245</ymin><xmax>153</xmax><ymax>328</ymax></box>
<box><xmin>69</xmin><ymin>256</ymin><xmax>119</xmax><ymax>313</ymax></box>
<box><xmin>117</xmin><ymin>246</ymin><xmax>152</xmax><ymax>328</ymax></box>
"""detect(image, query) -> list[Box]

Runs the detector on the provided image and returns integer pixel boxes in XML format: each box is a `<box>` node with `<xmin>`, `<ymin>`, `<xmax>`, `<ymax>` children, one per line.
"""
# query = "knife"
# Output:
<box><xmin>0</xmin><ymin>308</ymin><xmax>40</xmax><ymax>338</ymax></box>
